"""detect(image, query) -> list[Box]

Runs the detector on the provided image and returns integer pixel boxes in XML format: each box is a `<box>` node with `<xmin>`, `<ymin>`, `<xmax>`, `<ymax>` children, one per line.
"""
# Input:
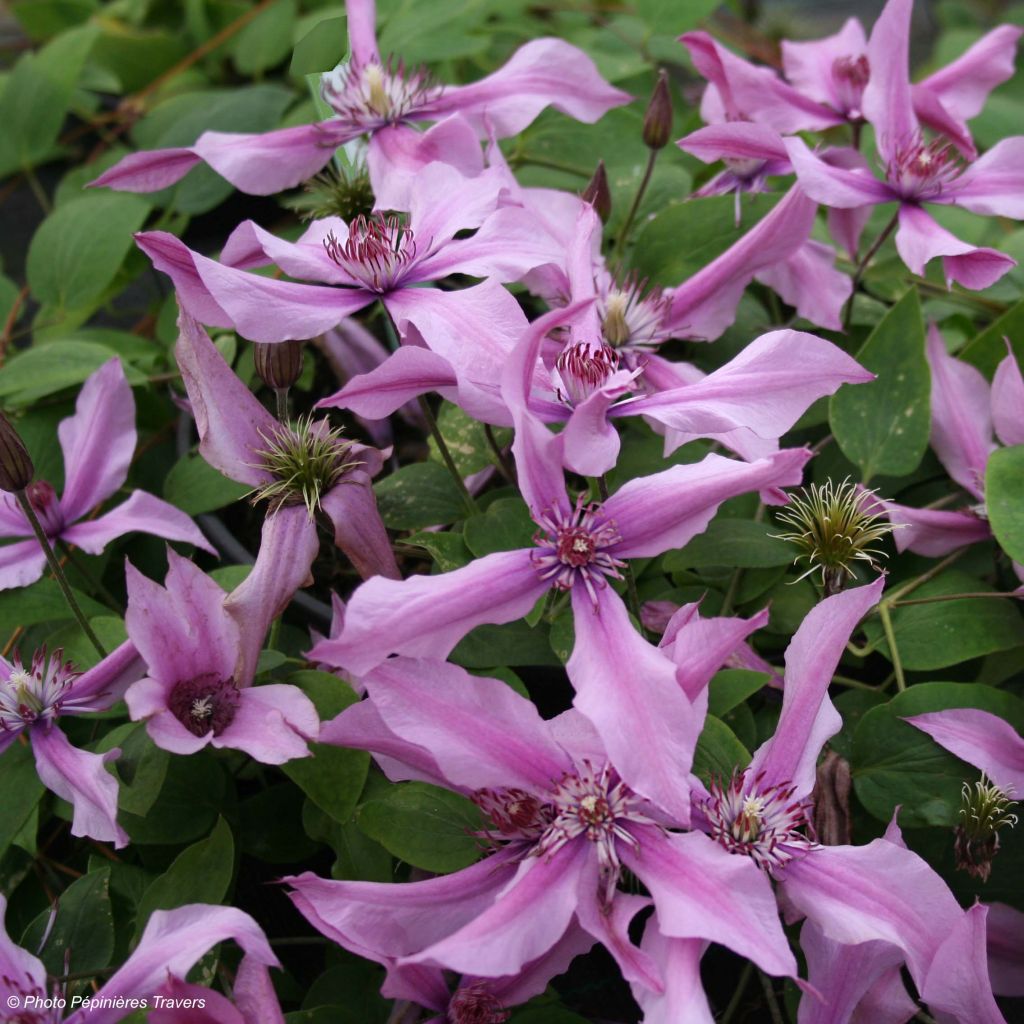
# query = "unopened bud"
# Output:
<box><xmin>642</xmin><ymin>70</ymin><xmax>672</xmax><ymax>150</ymax></box>
<box><xmin>254</xmin><ymin>341</ymin><xmax>305</xmax><ymax>392</ymax></box>
<box><xmin>581</xmin><ymin>160</ymin><xmax>611</xmax><ymax>223</ymax></box>
<box><xmin>812</xmin><ymin>750</ymin><xmax>852</xmax><ymax>846</ymax></box>
<box><xmin>0</xmin><ymin>413</ymin><xmax>34</xmax><ymax>492</ymax></box>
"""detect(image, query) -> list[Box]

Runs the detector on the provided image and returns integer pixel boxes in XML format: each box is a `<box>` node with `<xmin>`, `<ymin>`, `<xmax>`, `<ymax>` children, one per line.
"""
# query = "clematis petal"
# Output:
<box><xmin>0</xmin><ymin>539</ymin><xmax>49</xmax><ymax>591</ymax></box>
<box><xmin>605</xmin><ymin>449</ymin><xmax>811</xmax><ymax>559</ymax></box>
<box><xmin>147</xmin><ymin>977</ymin><xmax>245</xmax><ymax>1024</ymax></box>
<box><xmin>213</xmin><ymin>683</ymin><xmax>318</xmax><ymax>765</ymax></box>
<box><xmin>89</xmin><ymin>148</ymin><xmax>203</xmax><ymax>193</ymax></box>
<box><xmin>57</xmin><ymin>358</ymin><xmax>136</xmax><ymax>522</ymax></box>
<box><xmin>60</xmin><ymin>491</ymin><xmax>215</xmax><ymax>557</ymax></box>
<box><xmin>360</xmin><ymin>656</ymin><xmax>572</xmax><ymax>794</ymax></box>
<box><xmin>904</xmin><ymin>708</ymin><xmax>1024</xmax><ymax>795</ymax></box>
<box><xmin>862</xmin><ymin>0</ymin><xmax>918</xmax><ymax>166</ymax></box>
<box><xmin>347</xmin><ymin>0</ymin><xmax>380</xmax><ymax>66</ymax></box>
<box><xmin>941</xmin><ymin>136</ymin><xmax>1024</xmax><ymax>219</ymax></box>
<box><xmin>874</xmin><ymin>498</ymin><xmax>991</xmax><ymax>557</ymax></box>
<box><xmin>678</xmin><ymin>121</ymin><xmax>789</xmax><ymax>165</ymax></box>
<box><xmin>310</xmin><ymin>549</ymin><xmax>548</xmax><ymax>676</ymax></box>
<box><xmin>286</xmin><ymin>851</ymin><xmax>520</xmax><ymax>961</ymax></box>
<box><xmin>926</xmin><ymin>323</ymin><xmax>996</xmax><ymax>499</ymax></box>
<box><xmin>624</xmin><ymin>826</ymin><xmax>797</xmax><ymax>978</ymax></box>
<box><xmin>784</xmin><ymin>137</ymin><xmax>893</xmax><ymax>209</ymax></box>
<box><xmin>630</xmin><ymin>926</ymin><xmax>713</xmax><ymax>1024</ymax></box>
<box><xmin>780</xmin><ymin>17</ymin><xmax>868</xmax><ymax>111</ymax></box>
<box><xmin>992</xmin><ymin>348</ymin><xmax>1024</xmax><ymax>447</ymax></box>
<box><xmin>233</xmin><ymin>955</ymin><xmax>286</xmax><ymax>1024</ymax></box>
<box><xmin>987</xmin><ymin>902</ymin><xmax>1024</xmax><ymax>997</ymax></box>
<box><xmin>749</xmin><ymin>577</ymin><xmax>885</xmax><ymax>798</ymax></box>
<box><xmin>422</xmin><ymin>38</ymin><xmax>630</xmax><ymax>138</ymax></box>
<box><xmin>221</xmin><ymin>217</ymin><xmax>351</xmax><ymax>284</ymax></box>
<box><xmin>0</xmin><ymin>895</ymin><xmax>47</xmax><ymax>1007</ymax></box>
<box><xmin>31</xmin><ymin>727</ymin><xmax>127</xmax><ymax>848</ymax></box>
<box><xmin>322</xmin><ymin>472</ymin><xmax>400</xmax><ymax>582</ymax></box>
<box><xmin>569</xmin><ymin>585</ymin><xmax>697</xmax><ymax>825</ymax></box>
<box><xmin>754</xmin><ymin>240</ymin><xmax>852</xmax><ymax>331</ymax></box>
<box><xmin>895</xmin><ymin>203</ymin><xmax>1015</xmax><ymax>290</ymax></box>
<box><xmin>69</xmin><ymin>639</ymin><xmax>146</xmax><ymax>709</ymax></box>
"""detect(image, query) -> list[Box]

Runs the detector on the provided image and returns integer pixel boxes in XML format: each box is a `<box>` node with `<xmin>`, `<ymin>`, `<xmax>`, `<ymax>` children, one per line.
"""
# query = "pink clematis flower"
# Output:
<box><xmin>135</xmin><ymin>160</ymin><xmax>556</xmax><ymax>346</ymax></box>
<box><xmin>123</xmin><ymin>550</ymin><xmax>319</xmax><ymax>764</ymax></box>
<box><xmin>0</xmin><ymin>641</ymin><xmax>142</xmax><ymax>847</ymax></box>
<box><xmin>871</xmin><ymin>326</ymin><xmax>1023</xmax><ymax>573</ymax></box>
<box><xmin>0</xmin><ymin>358</ymin><xmax>214</xmax><ymax>590</ymax></box>
<box><xmin>783</xmin><ymin>0</ymin><xmax>1023</xmax><ymax>290</ymax></box>
<box><xmin>0</xmin><ymin>897</ymin><xmax>279</xmax><ymax>1024</ymax></box>
<box><xmin>286</xmin><ymin>657</ymin><xmax>800</xmax><ymax>993</ymax></box>
<box><xmin>89</xmin><ymin>0</ymin><xmax>629</xmax><ymax>199</ymax></box>
<box><xmin>176</xmin><ymin>313</ymin><xmax>396</xmax><ymax>680</ymax></box>
<box><xmin>681</xmin><ymin>3</ymin><xmax>1021</xmax><ymax>160</ymax></box>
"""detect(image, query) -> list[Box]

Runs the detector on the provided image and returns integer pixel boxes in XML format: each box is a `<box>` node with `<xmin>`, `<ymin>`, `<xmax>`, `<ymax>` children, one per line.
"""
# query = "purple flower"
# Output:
<box><xmin>0</xmin><ymin>358</ymin><xmax>214</xmax><ymax>590</ymax></box>
<box><xmin>0</xmin><ymin>897</ymin><xmax>278</xmax><ymax>1024</ymax></box>
<box><xmin>783</xmin><ymin>0</ymin><xmax>1023</xmax><ymax>289</ymax></box>
<box><xmin>176</xmin><ymin>313</ymin><xmax>397</xmax><ymax>679</ymax></box>
<box><xmin>286</xmin><ymin>657</ymin><xmax>798</xmax><ymax>991</ymax></box>
<box><xmin>123</xmin><ymin>550</ymin><xmax>319</xmax><ymax>764</ymax></box>
<box><xmin>135</xmin><ymin>160</ymin><xmax>556</xmax><ymax>347</ymax></box>
<box><xmin>89</xmin><ymin>0</ymin><xmax>628</xmax><ymax>199</ymax></box>
<box><xmin>0</xmin><ymin>642</ymin><xmax>142</xmax><ymax>847</ymax></box>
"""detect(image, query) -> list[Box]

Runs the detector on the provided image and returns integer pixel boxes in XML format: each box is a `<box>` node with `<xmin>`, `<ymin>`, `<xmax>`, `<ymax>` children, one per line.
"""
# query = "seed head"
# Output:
<box><xmin>283</xmin><ymin>163</ymin><xmax>376</xmax><ymax>223</ymax></box>
<box><xmin>773</xmin><ymin>478</ymin><xmax>895</xmax><ymax>595</ymax></box>
<box><xmin>954</xmin><ymin>774</ymin><xmax>1017</xmax><ymax>882</ymax></box>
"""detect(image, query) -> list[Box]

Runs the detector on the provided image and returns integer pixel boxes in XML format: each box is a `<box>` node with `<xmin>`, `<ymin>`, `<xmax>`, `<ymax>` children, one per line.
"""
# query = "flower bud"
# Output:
<box><xmin>581</xmin><ymin>160</ymin><xmax>611</xmax><ymax>223</ymax></box>
<box><xmin>811</xmin><ymin>750</ymin><xmax>852</xmax><ymax>846</ymax></box>
<box><xmin>642</xmin><ymin>70</ymin><xmax>673</xmax><ymax>151</ymax></box>
<box><xmin>0</xmin><ymin>413</ymin><xmax>34</xmax><ymax>492</ymax></box>
<box><xmin>254</xmin><ymin>341</ymin><xmax>305</xmax><ymax>392</ymax></box>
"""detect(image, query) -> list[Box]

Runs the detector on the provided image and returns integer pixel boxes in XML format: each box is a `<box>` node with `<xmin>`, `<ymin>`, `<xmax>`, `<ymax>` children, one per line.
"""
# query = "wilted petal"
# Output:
<box><xmin>605</xmin><ymin>449</ymin><xmax>810</xmax><ymax>559</ymax></box>
<box><xmin>310</xmin><ymin>549</ymin><xmax>548</xmax><ymax>676</ymax></box>
<box><xmin>625</xmin><ymin>826</ymin><xmax>797</xmax><ymax>978</ymax></box>
<box><xmin>61</xmin><ymin>491</ymin><xmax>215</xmax><ymax>556</ymax></box>
<box><xmin>31</xmin><ymin>726</ymin><xmax>127</xmax><ymax>847</ymax></box>
<box><xmin>569</xmin><ymin>586</ymin><xmax>697</xmax><ymax>825</ymax></box>
<box><xmin>361</xmin><ymin>656</ymin><xmax>572</xmax><ymax>793</ymax></box>
<box><xmin>904</xmin><ymin>708</ymin><xmax>1024</xmax><ymax>795</ymax></box>
<box><xmin>895</xmin><ymin>203</ymin><xmax>1015</xmax><ymax>290</ymax></box>
<box><xmin>423</xmin><ymin>38</ymin><xmax>630</xmax><ymax>138</ymax></box>
<box><xmin>57</xmin><ymin>358</ymin><xmax>136</xmax><ymax>522</ymax></box>
<box><xmin>750</xmin><ymin>577</ymin><xmax>884</xmax><ymax>798</ymax></box>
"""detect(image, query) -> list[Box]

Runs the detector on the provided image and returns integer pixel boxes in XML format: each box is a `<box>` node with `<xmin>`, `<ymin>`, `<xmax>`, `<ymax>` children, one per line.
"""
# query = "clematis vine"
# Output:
<box><xmin>176</xmin><ymin>312</ymin><xmax>396</xmax><ymax>679</ymax></box>
<box><xmin>90</xmin><ymin>0</ymin><xmax>629</xmax><ymax>200</ymax></box>
<box><xmin>135</xmin><ymin>160</ymin><xmax>555</xmax><ymax>348</ymax></box>
<box><xmin>0</xmin><ymin>898</ymin><xmax>279</xmax><ymax>1024</ymax></box>
<box><xmin>870</xmin><ymin>325</ymin><xmax>1024</xmax><ymax>575</ymax></box>
<box><xmin>123</xmin><ymin>550</ymin><xmax>319</xmax><ymax>765</ymax></box>
<box><xmin>287</xmin><ymin>656</ymin><xmax>800</xmax><ymax>995</ymax></box>
<box><xmin>0</xmin><ymin>641</ymin><xmax>142</xmax><ymax>847</ymax></box>
<box><xmin>0</xmin><ymin>358</ymin><xmax>213</xmax><ymax>591</ymax></box>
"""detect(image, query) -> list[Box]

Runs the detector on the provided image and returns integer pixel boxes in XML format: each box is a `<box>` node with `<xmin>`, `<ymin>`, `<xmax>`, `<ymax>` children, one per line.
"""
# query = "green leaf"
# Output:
<box><xmin>291</xmin><ymin>14</ymin><xmax>348</xmax><ymax>74</ymax></box>
<box><xmin>0</xmin><ymin>24</ymin><xmax>99</xmax><ymax>177</ymax></box>
<box><xmin>960</xmin><ymin>297</ymin><xmax>1024</xmax><ymax>376</ymax></box>
<box><xmin>452</xmin><ymin>620</ymin><xmax>560</xmax><ymax>668</ymax></box>
<box><xmin>134</xmin><ymin>817</ymin><xmax>234</xmax><ymax>939</ymax></box>
<box><xmin>358</xmin><ymin>781</ymin><xmax>484</xmax><ymax>873</ymax></box>
<box><xmin>0</xmin><ymin>578</ymin><xmax>106</xmax><ymax>637</ymax></box>
<box><xmin>232</xmin><ymin>0</ymin><xmax>297</xmax><ymax>74</ymax></box>
<box><xmin>851</xmin><ymin>683</ymin><xmax>1024</xmax><ymax>827</ymax></box>
<box><xmin>829</xmin><ymin>288</ymin><xmax>930</xmax><ymax>482</ymax></box>
<box><xmin>691</xmin><ymin>715</ymin><xmax>751</xmax><ymax>784</ymax></box>
<box><xmin>374</xmin><ymin>461</ymin><xmax>466</xmax><ymax>529</ymax></box>
<box><xmin>404</xmin><ymin>530</ymin><xmax>472</xmax><ymax>571</ymax></box>
<box><xmin>862</xmin><ymin>570</ymin><xmax>1023</xmax><ymax>670</ymax></box>
<box><xmin>238</xmin><ymin>783</ymin><xmax>320</xmax><ymax>863</ymax></box>
<box><xmin>300</xmin><ymin>963</ymin><xmax>389</xmax><ymax>1022</ymax></box>
<box><xmin>707</xmin><ymin>669</ymin><xmax>771</xmax><ymax>718</ymax></box>
<box><xmin>21</xmin><ymin>868</ymin><xmax>113</xmax><ymax>977</ymax></box>
<box><xmin>663</xmin><ymin>518</ymin><xmax>795</xmax><ymax>570</ymax></box>
<box><xmin>0</xmin><ymin>343</ymin><xmax>144</xmax><ymax>407</ymax></box>
<box><xmin>163</xmin><ymin>451</ymin><xmax>251</xmax><ymax>514</ymax></box>
<box><xmin>27</xmin><ymin>193</ymin><xmax>151</xmax><ymax>316</ymax></box>
<box><xmin>635</xmin><ymin>0</ymin><xmax>717</xmax><ymax>33</ymax></box>
<box><xmin>463</xmin><ymin>498</ymin><xmax>535</xmax><ymax>556</ymax></box>
<box><xmin>986</xmin><ymin>445</ymin><xmax>1024</xmax><ymax>563</ymax></box>
<box><xmin>96</xmin><ymin>722</ymin><xmax>170</xmax><ymax>817</ymax></box>
<box><xmin>91</xmin><ymin>22</ymin><xmax>191</xmax><ymax>93</ymax></box>
<box><xmin>429</xmin><ymin>403</ymin><xmax>511</xmax><ymax>477</ymax></box>
<box><xmin>0</xmin><ymin>742</ymin><xmax>46</xmax><ymax>862</ymax></box>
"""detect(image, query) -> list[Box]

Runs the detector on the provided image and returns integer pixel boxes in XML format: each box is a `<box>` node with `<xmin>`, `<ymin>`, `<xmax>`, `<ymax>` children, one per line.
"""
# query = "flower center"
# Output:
<box><xmin>701</xmin><ymin>769</ymin><xmax>814</xmax><ymax>872</ymax></box>
<box><xmin>0</xmin><ymin>649</ymin><xmax>77</xmax><ymax>733</ymax></box>
<box><xmin>320</xmin><ymin>57</ymin><xmax>439</xmax><ymax>127</ymax></box>
<box><xmin>447</xmin><ymin>984</ymin><xmax>510</xmax><ymax>1024</ymax></box>
<box><xmin>471</xmin><ymin>787</ymin><xmax>553</xmax><ymax>841</ymax></box>
<box><xmin>831</xmin><ymin>55</ymin><xmax>870</xmax><ymax>117</ymax></box>
<box><xmin>167</xmin><ymin>673</ymin><xmax>240</xmax><ymax>738</ymax></box>
<box><xmin>598</xmin><ymin>276</ymin><xmax>671</xmax><ymax>351</ymax></box>
<box><xmin>531</xmin><ymin>495</ymin><xmax>626</xmax><ymax>604</ymax></box>
<box><xmin>323</xmin><ymin>214</ymin><xmax>417</xmax><ymax>292</ymax></box>
<box><xmin>250</xmin><ymin>415</ymin><xmax>357</xmax><ymax>517</ymax></box>
<box><xmin>536</xmin><ymin>762</ymin><xmax>651</xmax><ymax>907</ymax></box>
<box><xmin>1</xmin><ymin>973</ymin><xmax>57</xmax><ymax>1024</ymax></box>
<box><xmin>885</xmin><ymin>135</ymin><xmax>962</xmax><ymax>199</ymax></box>
<box><xmin>554</xmin><ymin>342</ymin><xmax>619</xmax><ymax>406</ymax></box>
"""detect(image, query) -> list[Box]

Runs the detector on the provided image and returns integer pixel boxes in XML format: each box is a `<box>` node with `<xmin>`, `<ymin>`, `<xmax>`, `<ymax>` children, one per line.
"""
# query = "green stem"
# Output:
<box><xmin>507</xmin><ymin>154</ymin><xmax>591</xmax><ymax>178</ymax></box>
<box><xmin>16</xmin><ymin>491</ymin><xmax>107</xmax><ymax>658</ymax></box>
<box><xmin>759</xmin><ymin>970</ymin><xmax>786</xmax><ymax>1024</ymax></box>
<box><xmin>886</xmin><ymin>548</ymin><xmax>967</xmax><ymax>604</ymax></box>
<box><xmin>842</xmin><ymin>209</ymin><xmax>899</xmax><ymax>330</ymax></box>
<box><xmin>22</xmin><ymin>164</ymin><xmax>51</xmax><ymax>215</ymax></box>
<box><xmin>614</xmin><ymin>148</ymin><xmax>658</xmax><ymax>269</ymax></box>
<box><xmin>275</xmin><ymin>388</ymin><xmax>289</xmax><ymax>423</ymax></box>
<box><xmin>891</xmin><ymin>591</ymin><xmax>1023</xmax><ymax>608</ymax></box>
<box><xmin>417</xmin><ymin>395</ymin><xmax>478</xmax><ymax>516</ymax></box>
<box><xmin>56</xmin><ymin>542</ymin><xmax>122</xmax><ymax>613</ymax></box>
<box><xmin>878</xmin><ymin>602</ymin><xmax>905</xmax><ymax>692</ymax></box>
<box><xmin>484</xmin><ymin>423</ymin><xmax>515</xmax><ymax>484</ymax></box>
<box><xmin>720</xmin><ymin>961</ymin><xmax>755</xmax><ymax>1023</ymax></box>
